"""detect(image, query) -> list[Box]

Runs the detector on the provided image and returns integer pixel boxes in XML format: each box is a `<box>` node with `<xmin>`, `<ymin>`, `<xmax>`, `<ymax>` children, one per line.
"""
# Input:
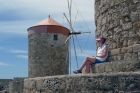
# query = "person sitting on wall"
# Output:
<box><xmin>73</xmin><ymin>37</ymin><xmax>108</xmax><ymax>74</ymax></box>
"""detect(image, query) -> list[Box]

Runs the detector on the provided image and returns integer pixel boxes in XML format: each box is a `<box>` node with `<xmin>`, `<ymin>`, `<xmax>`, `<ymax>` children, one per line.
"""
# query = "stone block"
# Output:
<box><xmin>132</xmin><ymin>0</ymin><xmax>139</xmax><ymax>4</ymax></box>
<box><xmin>133</xmin><ymin>44</ymin><xmax>140</xmax><ymax>52</ymax></box>
<box><xmin>110</xmin><ymin>48</ymin><xmax>121</xmax><ymax>56</ymax></box>
<box><xmin>130</xmin><ymin>12</ymin><xmax>139</xmax><ymax>22</ymax></box>
<box><xmin>124</xmin><ymin>53</ymin><xmax>132</xmax><ymax>60</ymax></box>
<box><xmin>121</xmin><ymin>47</ymin><xmax>133</xmax><ymax>53</ymax></box>
<box><xmin>136</xmin><ymin>29</ymin><xmax>140</xmax><ymax>36</ymax></box>
<box><xmin>120</xmin><ymin>7</ymin><xmax>130</xmax><ymax>17</ymax></box>
<box><xmin>138</xmin><ymin>52</ymin><xmax>140</xmax><ymax>59</ymax></box>
<box><xmin>132</xmin><ymin>53</ymin><xmax>138</xmax><ymax>59</ymax></box>
<box><xmin>129</xmin><ymin>30</ymin><xmax>138</xmax><ymax>38</ymax></box>
<box><xmin>117</xmin><ymin>54</ymin><xmax>124</xmax><ymax>60</ymax></box>
<box><xmin>122</xmin><ymin>31</ymin><xmax>129</xmax><ymax>37</ymax></box>
<box><xmin>100</xmin><ymin>4</ymin><xmax>109</xmax><ymax>14</ymax></box>
<box><xmin>133</xmin><ymin>21</ymin><xmax>140</xmax><ymax>29</ymax></box>
<box><xmin>114</xmin><ymin>0</ymin><xmax>127</xmax><ymax>5</ymax></box>
<box><xmin>129</xmin><ymin>4</ymin><xmax>138</xmax><ymax>12</ymax></box>
<box><xmin>137</xmin><ymin>3</ymin><xmax>140</xmax><ymax>13</ymax></box>
<box><xmin>122</xmin><ymin>22</ymin><xmax>133</xmax><ymax>30</ymax></box>
<box><xmin>113</xmin><ymin>55</ymin><xmax>117</xmax><ymax>61</ymax></box>
<box><xmin>104</xmin><ymin>63</ymin><xmax>113</xmax><ymax>73</ymax></box>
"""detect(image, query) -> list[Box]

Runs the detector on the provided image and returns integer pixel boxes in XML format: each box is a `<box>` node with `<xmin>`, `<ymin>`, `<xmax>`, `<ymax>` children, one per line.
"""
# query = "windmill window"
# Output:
<box><xmin>53</xmin><ymin>35</ymin><xmax>58</xmax><ymax>40</ymax></box>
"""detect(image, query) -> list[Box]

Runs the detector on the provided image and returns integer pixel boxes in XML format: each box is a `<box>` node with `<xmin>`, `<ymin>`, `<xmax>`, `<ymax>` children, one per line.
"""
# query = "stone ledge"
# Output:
<box><xmin>24</xmin><ymin>72</ymin><xmax>140</xmax><ymax>93</ymax></box>
<box><xmin>89</xmin><ymin>59</ymin><xmax>140</xmax><ymax>74</ymax></box>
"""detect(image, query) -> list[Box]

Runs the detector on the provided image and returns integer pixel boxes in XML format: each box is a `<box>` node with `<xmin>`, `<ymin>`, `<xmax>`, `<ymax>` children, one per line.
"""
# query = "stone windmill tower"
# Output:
<box><xmin>27</xmin><ymin>16</ymin><xmax>70</xmax><ymax>78</ymax></box>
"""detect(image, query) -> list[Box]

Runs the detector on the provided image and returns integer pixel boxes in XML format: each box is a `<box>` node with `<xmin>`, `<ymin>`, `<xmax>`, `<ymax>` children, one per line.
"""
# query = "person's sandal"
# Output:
<box><xmin>73</xmin><ymin>70</ymin><xmax>82</xmax><ymax>74</ymax></box>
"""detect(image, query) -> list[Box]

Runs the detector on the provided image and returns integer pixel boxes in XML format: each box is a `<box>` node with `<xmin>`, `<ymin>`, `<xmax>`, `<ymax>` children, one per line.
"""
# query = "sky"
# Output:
<box><xmin>0</xmin><ymin>0</ymin><xmax>96</xmax><ymax>79</ymax></box>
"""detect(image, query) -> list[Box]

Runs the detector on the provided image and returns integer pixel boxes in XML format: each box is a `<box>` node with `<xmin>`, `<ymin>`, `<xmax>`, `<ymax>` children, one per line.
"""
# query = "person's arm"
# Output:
<box><xmin>96</xmin><ymin>46</ymin><xmax>108</xmax><ymax>58</ymax></box>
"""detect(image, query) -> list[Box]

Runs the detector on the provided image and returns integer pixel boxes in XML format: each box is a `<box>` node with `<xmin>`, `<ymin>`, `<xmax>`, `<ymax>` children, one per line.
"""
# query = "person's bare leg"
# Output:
<box><xmin>85</xmin><ymin>57</ymin><xmax>96</xmax><ymax>73</ymax></box>
<box><xmin>86</xmin><ymin>61</ymin><xmax>93</xmax><ymax>73</ymax></box>
<box><xmin>79</xmin><ymin>56</ymin><xmax>95</xmax><ymax>71</ymax></box>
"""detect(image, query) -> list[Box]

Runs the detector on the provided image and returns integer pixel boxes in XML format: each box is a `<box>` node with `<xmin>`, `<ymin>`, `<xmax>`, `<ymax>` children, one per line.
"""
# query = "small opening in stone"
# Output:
<box><xmin>53</xmin><ymin>35</ymin><xmax>58</xmax><ymax>40</ymax></box>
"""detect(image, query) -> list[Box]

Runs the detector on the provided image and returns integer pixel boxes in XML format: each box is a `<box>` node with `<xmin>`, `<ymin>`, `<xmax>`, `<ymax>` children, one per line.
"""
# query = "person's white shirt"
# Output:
<box><xmin>96</xmin><ymin>44</ymin><xmax>108</xmax><ymax>61</ymax></box>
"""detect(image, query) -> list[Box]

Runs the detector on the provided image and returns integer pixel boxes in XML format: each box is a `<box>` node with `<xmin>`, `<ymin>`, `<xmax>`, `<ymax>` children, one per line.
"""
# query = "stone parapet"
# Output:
<box><xmin>24</xmin><ymin>72</ymin><xmax>140</xmax><ymax>93</ymax></box>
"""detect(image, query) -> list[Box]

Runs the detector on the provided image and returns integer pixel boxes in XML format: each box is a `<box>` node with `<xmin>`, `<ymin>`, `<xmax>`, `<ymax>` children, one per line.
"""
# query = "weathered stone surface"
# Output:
<box><xmin>130</xmin><ymin>12</ymin><xmax>139</xmax><ymax>22</ymax></box>
<box><xmin>28</xmin><ymin>33</ymin><xmax>69</xmax><ymax>78</ymax></box>
<box><xmin>133</xmin><ymin>44</ymin><xmax>140</xmax><ymax>52</ymax></box>
<box><xmin>124</xmin><ymin>53</ymin><xmax>132</xmax><ymax>60</ymax></box>
<box><xmin>110</xmin><ymin>48</ymin><xmax>121</xmax><ymax>56</ymax></box>
<box><xmin>23</xmin><ymin>72</ymin><xmax>140</xmax><ymax>93</ymax></box>
<box><xmin>122</xmin><ymin>22</ymin><xmax>133</xmax><ymax>30</ymax></box>
<box><xmin>114</xmin><ymin>0</ymin><xmax>127</xmax><ymax>5</ymax></box>
<box><xmin>138</xmin><ymin>52</ymin><xmax>140</xmax><ymax>59</ymax></box>
<box><xmin>89</xmin><ymin>60</ymin><xmax>140</xmax><ymax>74</ymax></box>
<box><xmin>133</xmin><ymin>21</ymin><xmax>140</xmax><ymax>29</ymax></box>
<box><xmin>95</xmin><ymin>0</ymin><xmax>140</xmax><ymax>51</ymax></box>
<box><xmin>120</xmin><ymin>7</ymin><xmax>130</xmax><ymax>17</ymax></box>
<box><xmin>9</xmin><ymin>77</ymin><xmax>25</xmax><ymax>93</ymax></box>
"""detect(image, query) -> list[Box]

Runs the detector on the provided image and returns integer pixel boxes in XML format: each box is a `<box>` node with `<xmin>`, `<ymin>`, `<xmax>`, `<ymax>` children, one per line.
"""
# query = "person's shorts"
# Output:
<box><xmin>93</xmin><ymin>59</ymin><xmax>103</xmax><ymax>64</ymax></box>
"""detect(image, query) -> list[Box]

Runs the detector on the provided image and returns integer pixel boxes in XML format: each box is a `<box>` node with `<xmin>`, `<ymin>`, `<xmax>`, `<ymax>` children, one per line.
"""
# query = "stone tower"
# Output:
<box><xmin>27</xmin><ymin>16</ymin><xmax>70</xmax><ymax>78</ymax></box>
<box><xmin>95</xmin><ymin>0</ymin><xmax>140</xmax><ymax>62</ymax></box>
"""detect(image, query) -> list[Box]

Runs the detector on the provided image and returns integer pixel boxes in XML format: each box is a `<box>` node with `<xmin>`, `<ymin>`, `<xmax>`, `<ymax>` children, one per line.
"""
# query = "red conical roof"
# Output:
<box><xmin>27</xmin><ymin>15</ymin><xmax>70</xmax><ymax>36</ymax></box>
<box><xmin>34</xmin><ymin>15</ymin><xmax>63</xmax><ymax>27</ymax></box>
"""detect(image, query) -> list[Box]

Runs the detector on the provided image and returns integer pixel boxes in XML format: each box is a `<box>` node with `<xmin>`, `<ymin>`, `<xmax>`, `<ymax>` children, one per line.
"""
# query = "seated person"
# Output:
<box><xmin>73</xmin><ymin>37</ymin><xmax>108</xmax><ymax>74</ymax></box>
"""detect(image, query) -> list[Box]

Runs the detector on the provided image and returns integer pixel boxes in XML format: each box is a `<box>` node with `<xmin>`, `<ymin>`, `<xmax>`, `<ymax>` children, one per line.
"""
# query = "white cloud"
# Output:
<box><xmin>10</xmin><ymin>50</ymin><xmax>27</xmax><ymax>54</ymax></box>
<box><xmin>0</xmin><ymin>62</ymin><xmax>8</xmax><ymax>66</ymax></box>
<box><xmin>17</xmin><ymin>55</ymin><xmax>28</xmax><ymax>59</ymax></box>
<box><xmin>0</xmin><ymin>0</ymin><xmax>95</xmax><ymax>36</ymax></box>
<box><xmin>0</xmin><ymin>62</ymin><xmax>15</xmax><ymax>66</ymax></box>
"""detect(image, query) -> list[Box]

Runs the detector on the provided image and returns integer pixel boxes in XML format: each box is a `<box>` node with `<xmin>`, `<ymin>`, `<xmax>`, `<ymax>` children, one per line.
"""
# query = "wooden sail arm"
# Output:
<box><xmin>70</xmin><ymin>31</ymin><xmax>91</xmax><ymax>35</ymax></box>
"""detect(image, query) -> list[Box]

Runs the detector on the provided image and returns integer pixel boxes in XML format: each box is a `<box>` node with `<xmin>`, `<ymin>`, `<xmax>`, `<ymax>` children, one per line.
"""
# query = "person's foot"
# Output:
<box><xmin>73</xmin><ymin>70</ymin><xmax>82</xmax><ymax>74</ymax></box>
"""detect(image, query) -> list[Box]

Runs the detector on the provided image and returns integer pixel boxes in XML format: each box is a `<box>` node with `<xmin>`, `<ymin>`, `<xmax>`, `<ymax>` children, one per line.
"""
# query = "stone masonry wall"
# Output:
<box><xmin>95</xmin><ymin>0</ymin><xmax>140</xmax><ymax>49</ymax></box>
<box><xmin>95</xmin><ymin>0</ymin><xmax>140</xmax><ymax>61</ymax></box>
<box><xmin>107</xmin><ymin>44</ymin><xmax>140</xmax><ymax>61</ymax></box>
<box><xmin>24</xmin><ymin>72</ymin><xmax>140</xmax><ymax>93</ymax></box>
<box><xmin>28</xmin><ymin>32</ymin><xmax>69</xmax><ymax>78</ymax></box>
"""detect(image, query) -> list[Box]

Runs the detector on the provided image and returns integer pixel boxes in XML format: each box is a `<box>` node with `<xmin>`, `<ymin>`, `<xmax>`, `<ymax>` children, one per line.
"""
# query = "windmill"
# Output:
<box><xmin>63</xmin><ymin>0</ymin><xmax>91</xmax><ymax>73</ymax></box>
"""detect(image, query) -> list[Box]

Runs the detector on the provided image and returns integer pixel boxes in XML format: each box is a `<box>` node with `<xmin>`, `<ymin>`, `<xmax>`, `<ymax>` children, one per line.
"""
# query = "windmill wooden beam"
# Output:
<box><xmin>70</xmin><ymin>31</ymin><xmax>91</xmax><ymax>35</ymax></box>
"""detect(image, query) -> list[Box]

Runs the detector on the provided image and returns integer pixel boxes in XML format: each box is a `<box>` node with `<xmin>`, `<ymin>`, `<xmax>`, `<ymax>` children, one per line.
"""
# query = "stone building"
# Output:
<box><xmin>9</xmin><ymin>77</ymin><xmax>25</xmax><ymax>93</ymax></box>
<box><xmin>0</xmin><ymin>79</ymin><xmax>12</xmax><ymax>93</ymax></box>
<box><xmin>27</xmin><ymin>16</ymin><xmax>70</xmax><ymax>78</ymax></box>
<box><xmin>0</xmin><ymin>78</ymin><xmax>25</xmax><ymax>93</ymax></box>
<box><xmin>24</xmin><ymin>0</ymin><xmax>140</xmax><ymax>93</ymax></box>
